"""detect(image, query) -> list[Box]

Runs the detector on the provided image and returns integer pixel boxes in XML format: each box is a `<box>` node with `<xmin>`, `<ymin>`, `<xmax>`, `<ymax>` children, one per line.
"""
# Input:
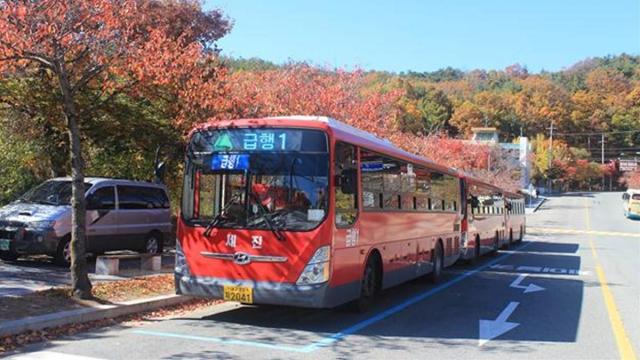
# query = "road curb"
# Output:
<box><xmin>0</xmin><ymin>294</ymin><xmax>191</xmax><ymax>337</ymax></box>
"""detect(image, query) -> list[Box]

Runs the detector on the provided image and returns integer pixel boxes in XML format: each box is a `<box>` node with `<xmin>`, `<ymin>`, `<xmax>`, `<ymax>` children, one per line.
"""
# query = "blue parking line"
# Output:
<box><xmin>132</xmin><ymin>329</ymin><xmax>312</xmax><ymax>353</ymax></box>
<box><xmin>135</xmin><ymin>241</ymin><xmax>532</xmax><ymax>354</ymax></box>
<box><xmin>303</xmin><ymin>241</ymin><xmax>532</xmax><ymax>352</ymax></box>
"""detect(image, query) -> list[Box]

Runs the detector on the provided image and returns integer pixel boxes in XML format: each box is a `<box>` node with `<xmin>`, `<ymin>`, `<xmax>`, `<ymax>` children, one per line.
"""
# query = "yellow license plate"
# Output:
<box><xmin>223</xmin><ymin>285</ymin><xmax>253</xmax><ymax>303</ymax></box>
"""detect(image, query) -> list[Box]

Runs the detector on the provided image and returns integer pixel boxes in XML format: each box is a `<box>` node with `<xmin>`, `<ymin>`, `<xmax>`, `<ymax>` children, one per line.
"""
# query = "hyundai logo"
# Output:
<box><xmin>233</xmin><ymin>252</ymin><xmax>251</xmax><ymax>265</ymax></box>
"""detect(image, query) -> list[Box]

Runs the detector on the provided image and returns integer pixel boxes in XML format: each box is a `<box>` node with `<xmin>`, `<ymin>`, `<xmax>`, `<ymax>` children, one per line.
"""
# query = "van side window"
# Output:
<box><xmin>334</xmin><ymin>142</ymin><xmax>358</xmax><ymax>227</ymax></box>
<box><xmin>118</xmin><ymin>186</ymin><xmax>170</xmax><ymax>209</ymax></box>
<box><xmin>89</xmin><ymin>186</ymin><xmax>115</xmax><ymax>210</ymax></box>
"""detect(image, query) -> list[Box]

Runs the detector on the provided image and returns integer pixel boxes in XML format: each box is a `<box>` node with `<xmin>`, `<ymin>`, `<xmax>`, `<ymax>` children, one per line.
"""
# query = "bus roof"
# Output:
<box><xmin>458</xmin><ymin>172</ymin><xmax>504</xmax><ymax>193</ymax></box>
<box><xmin>191</xmin><ymin>116</ymin><xmax>459</xmax><ymax>176</ymax></box>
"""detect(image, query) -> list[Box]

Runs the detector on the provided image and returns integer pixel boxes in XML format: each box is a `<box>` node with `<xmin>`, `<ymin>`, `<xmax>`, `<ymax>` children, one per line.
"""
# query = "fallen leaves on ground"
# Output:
<box><xmin>0</xmin><ymin>298</ymin><xmax>223</xmax><ymax>354</ymax></box>
<box><xmin>0</xmin><ymin>274</ymin><xmax>176</xmax><ymax>324</ymax></box>
<box><xmin>92</xmin><ymin>274</ymin><xmax>175</xmax><ymax>302</ymax></box>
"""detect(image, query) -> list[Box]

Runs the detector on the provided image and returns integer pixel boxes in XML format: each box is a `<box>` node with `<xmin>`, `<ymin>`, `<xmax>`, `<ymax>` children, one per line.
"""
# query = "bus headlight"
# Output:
<box><xmin>296</xmin><ymin>246</ymin><xmax>330</xmax><ymax>285</ymax></box>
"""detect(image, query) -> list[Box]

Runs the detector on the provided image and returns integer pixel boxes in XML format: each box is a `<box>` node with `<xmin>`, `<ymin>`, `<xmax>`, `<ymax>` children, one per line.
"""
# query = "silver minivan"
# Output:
<box><xmin>0</xmin><ymin>177</ymin><xmax>172</xmax><ymax>265</ymax></box>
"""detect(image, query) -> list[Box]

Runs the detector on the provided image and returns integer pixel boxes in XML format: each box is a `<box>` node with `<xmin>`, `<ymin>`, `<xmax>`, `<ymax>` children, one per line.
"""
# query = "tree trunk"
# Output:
<box><xmin>58</xmin><ymin>66</ymin><xmax>92</xmax><ymax>299</ymax></box>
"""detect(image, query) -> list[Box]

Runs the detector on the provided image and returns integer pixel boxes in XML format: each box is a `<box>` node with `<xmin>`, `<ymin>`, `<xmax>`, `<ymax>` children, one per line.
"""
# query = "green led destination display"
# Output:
<box><xmin>191</xmin><ymin>129</ymin><xmax>328</xmax><ymax>153</ymax></box>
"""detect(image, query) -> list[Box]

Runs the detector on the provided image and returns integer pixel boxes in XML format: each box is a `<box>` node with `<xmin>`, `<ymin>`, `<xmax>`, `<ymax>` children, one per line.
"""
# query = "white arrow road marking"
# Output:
<box><xmin>479</xmin><ymin>301</ymin><xmax>520</xmax><ymax>346</ymax></box>
<box><xmin>510</xmin><ymin>274</ymin><xmax>545</xmax><ymax>293</ymax></box>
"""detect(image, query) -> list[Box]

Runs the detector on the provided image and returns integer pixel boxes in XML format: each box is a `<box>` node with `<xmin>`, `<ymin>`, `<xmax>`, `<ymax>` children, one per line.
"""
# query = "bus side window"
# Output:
<box><xmin>335</xmin><ymin>142</ymin><xmax>358</xmax><ymax>227</ymax></box>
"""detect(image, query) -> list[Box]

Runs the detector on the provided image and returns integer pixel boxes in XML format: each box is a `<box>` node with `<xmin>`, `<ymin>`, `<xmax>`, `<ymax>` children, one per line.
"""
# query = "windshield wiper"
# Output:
<box><xmin>248</xmin><ymin>190</ymin><xmax>285</xmax><ymax>241</ymax></box>
<box><xmin>203</xmin><ymin>194</ymin><xmax>241</xmax><ymax>237</ymax></box>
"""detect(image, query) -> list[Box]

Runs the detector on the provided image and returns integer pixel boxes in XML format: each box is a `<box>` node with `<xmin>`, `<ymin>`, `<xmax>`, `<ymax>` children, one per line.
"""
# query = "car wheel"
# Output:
<box><xmin>55</xmin><ymin>237</ymin><xmax>71</xmax><ymax>266</ymax></box>
<box><xmin>143</xmin><ymin>233</ymin><xmax>163</xmax><ymax>255</ymax></box>
<box><xmin>428</xmin><ymin>241</ymin><xmax>443</xmax><ymax>283</ymax></box>
<box><xmin>354</xmin><ymin>255</ymin><xmax>380</xmax><ymax>313</ymax></box>
<box><xmin>0</xmin><ymin>251</ymin><xmax>18</xmax><ymax>262</ymax></box>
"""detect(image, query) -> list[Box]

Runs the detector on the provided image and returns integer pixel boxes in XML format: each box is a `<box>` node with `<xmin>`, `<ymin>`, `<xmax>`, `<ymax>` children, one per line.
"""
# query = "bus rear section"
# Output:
<box><xmin>175</xmin><ymin>126</ymin><xmax>342</xmax><ymax>308</ymax></box>
<box><xmin>504</xmin><ymin>191</ymin><xmax>526</xmax><ymax>243</ymax></box>
<box><xmin>460</xmin><ymin>176</ymin><xmax>508</xmax><ymax>260</ymax></box>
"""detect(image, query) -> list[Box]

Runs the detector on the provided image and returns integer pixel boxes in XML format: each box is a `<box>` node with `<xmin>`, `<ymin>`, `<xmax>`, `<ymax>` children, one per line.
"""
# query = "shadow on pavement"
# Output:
<box><xmin>167</xmin><ymin>240</ymin><xmax>585</xmax><ymax>354</ymax></box>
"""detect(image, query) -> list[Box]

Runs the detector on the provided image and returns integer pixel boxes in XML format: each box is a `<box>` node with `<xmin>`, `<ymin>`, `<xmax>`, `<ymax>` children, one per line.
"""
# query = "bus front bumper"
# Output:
<box><xmin>175</xmin><ymin>272</ymin><xmax>338</xmax><ymax>308</ymax></box>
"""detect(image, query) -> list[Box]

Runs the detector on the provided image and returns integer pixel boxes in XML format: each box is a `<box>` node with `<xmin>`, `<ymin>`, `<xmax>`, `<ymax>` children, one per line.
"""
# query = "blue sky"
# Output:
<box><xmin>208</xmin><ymin>0</ymin><xmax>640</xmax><ymax>73</ymax></box>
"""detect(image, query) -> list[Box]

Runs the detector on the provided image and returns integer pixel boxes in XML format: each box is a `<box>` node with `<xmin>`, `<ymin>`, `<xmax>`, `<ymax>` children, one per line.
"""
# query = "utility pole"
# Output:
<box><xmin>600</xmin><ymin>133</ymin><xmax>605</xmax><ymax>164</ymax></box>
<box><xmin>547</xmin><ymin>121</ymin><xmax>554</xmax><ymax>191</ymax></box>
<box><xmin>600</xmin><ymin>133</ymin><xmax>605</xmax><ymax>190</ymax></box>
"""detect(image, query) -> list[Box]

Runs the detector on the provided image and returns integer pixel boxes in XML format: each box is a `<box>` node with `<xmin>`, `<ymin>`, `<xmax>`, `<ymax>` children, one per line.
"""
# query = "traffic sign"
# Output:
<box><xmin>619</xmin><ymin>159</ymin><xmax>638</xmax><ymax>172</ymax></box>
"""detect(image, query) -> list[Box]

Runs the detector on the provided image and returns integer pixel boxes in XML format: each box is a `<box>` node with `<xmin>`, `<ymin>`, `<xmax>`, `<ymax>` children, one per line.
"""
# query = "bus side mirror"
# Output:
<box><xmin>337</xmin><ymin>169</ymin><xmax>357</xmax><ymax>195</ymax></box>
<box><xmin>155</xmin><ymin>161</ymin><xmax>166</xmax><ymax>184</ymax></box>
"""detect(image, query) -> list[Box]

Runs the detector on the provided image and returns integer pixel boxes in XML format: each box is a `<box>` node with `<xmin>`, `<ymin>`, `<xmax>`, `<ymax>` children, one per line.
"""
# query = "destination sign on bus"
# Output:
<box><xmin>193</xmin><ymin>129</ymin><xmax>327</xmax><ymax>153</ymax></box>
<box><xmin>211</xmin><ymin>154</ymin><xmax>250</xmax><ymax>170</ymax></box>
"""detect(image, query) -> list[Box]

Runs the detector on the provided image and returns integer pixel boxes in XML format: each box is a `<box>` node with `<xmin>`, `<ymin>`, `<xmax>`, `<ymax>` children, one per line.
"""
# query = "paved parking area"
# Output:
<box><xmin>4</xmin><ymin>193</ymin><xmax>639</xmax><ymax>359</ymax></box>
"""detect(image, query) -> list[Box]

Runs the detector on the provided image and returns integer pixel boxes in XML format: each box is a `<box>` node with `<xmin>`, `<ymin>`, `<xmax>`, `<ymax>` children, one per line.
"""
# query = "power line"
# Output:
<box><xmin>554</xmin><ymin>129</ymin><xmax>640</xmax><ymax>137</ymax></box>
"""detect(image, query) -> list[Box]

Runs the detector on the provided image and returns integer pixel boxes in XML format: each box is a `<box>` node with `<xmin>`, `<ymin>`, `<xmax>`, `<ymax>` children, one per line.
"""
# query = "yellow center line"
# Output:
<box><xmin>527</xmin><ymin>226</ymin><xmax>640</xmax><ymax>238</ymax></box>
<box><xmin>584</xmin><ymin>198</ymin><xmax>636</xmax><ymax>360</ymax></box>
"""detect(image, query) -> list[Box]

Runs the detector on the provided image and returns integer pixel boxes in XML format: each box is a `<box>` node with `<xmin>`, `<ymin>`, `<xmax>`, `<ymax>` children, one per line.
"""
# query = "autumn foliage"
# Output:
<box><xmin>621</xmin><ymin>170</ymin><xmax>640</xmax><ymax>189</ymax></box>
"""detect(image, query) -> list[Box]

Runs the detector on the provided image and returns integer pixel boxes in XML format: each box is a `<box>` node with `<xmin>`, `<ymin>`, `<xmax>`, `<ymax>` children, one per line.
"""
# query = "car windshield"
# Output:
<box><xmin>18</xmin><ymin>180</ymin><xmax>90</xmax><ymax>206</ymax></box>
<box><xmin>183</xmin><ymin>129</ymin><xmax>329</xmax><ymax>231</ymax></box>
<box><xmin>632</xmin><ymin>194</ymin><xmax>640</xmax><ymax>201</ymax></box>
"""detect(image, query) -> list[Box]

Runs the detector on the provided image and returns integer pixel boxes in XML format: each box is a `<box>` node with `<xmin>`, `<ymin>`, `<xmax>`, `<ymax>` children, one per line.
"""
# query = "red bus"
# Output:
<box><xmin>459</xmin><ymin>175</ymin><xmax>509</xmax><ymax>260</ymax></box>
<box><xmin>175</xmin><ymin>116</ymin><xmax>464</xmax><ymax>309</ymax></box>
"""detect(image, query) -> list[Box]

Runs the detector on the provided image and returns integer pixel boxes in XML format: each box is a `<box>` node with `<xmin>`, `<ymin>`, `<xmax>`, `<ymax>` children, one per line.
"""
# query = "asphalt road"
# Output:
<box><xmin>5</xmin><ymin>192</ymin><xmax>639</xmax><ymax>360</ymax></box>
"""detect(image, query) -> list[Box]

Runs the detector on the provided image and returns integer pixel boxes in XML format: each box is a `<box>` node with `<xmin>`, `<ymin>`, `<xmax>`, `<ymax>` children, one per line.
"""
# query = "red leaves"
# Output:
<box><xmin>0</xmin><ymin>0</ymin><xmax>229</xmax><ymax>132</ymax></box>
<box><xmin>621</xmin><ymin>170</ymin><xmax>640</xmax><ymax>189</ymax></box>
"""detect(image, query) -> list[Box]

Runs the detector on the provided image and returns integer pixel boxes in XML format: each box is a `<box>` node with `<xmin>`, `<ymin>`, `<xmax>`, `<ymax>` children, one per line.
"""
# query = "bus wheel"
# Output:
<box><xmin>428</xmin><ymin>241</ymin><xmax>443</xmax><ymax>283</ymax></box>
<box><xmin>518</xmin><ymin>226</ymin><xmax>524</xmax><ymax>242</ymax></box>
<box><xmin>491</xmin><ymin>233</ymin><xmax>499</xmax><ymax>254</ymax></box>
<box><xmin>354</xmin><ymin>255</ymin><xmax>380</xmax><ymax>313</ymax></box>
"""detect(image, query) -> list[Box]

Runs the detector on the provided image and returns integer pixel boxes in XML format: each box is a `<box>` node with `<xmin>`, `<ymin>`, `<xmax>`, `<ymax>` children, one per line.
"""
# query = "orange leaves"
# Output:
<box><xmin>621</xmin><ymin>170</ymin><xmax>640</xmax><ymax>189</ymax></box>
<box><xmin>216</xmin><ymin>64</ymin><xmax>401</xmax><ymax>134</ymax></box>
<box><xmin>0</xmin><ymin>0</ymin><xmax>230</xmax><ymax>132</ymax></box>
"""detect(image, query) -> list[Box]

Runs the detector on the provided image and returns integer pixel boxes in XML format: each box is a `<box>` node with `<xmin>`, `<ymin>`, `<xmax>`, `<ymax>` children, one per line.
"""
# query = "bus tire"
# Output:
<box><xmin>475</xmin><ymin>235</ymin><xmax>481</xmax><ymax>260</ymax></box>
<box><xmin>518</xmin><ymin>226</ymin><xmax>524</xmax><ymax>243</ymax></box>
<box><xmin>354</xmin><ymin>253</ymin><xmax>381</xmax><ymax>313</ymax></box>
<box><xmin>491</xmin><ymin>232</ymin><xmax>499</xmax><ymax>255</ymax></box>
<box><xmin>428</xmin><ymin>241</ymin><xmax>443</xmax><ymax>283</ymax></box>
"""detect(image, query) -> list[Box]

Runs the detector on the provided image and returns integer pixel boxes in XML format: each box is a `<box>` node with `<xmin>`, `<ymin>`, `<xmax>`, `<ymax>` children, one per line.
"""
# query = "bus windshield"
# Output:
<box><xmin>183</xmin><ymin>129</ymin><xmax>329</xmax><ymax>231</ymax></box>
